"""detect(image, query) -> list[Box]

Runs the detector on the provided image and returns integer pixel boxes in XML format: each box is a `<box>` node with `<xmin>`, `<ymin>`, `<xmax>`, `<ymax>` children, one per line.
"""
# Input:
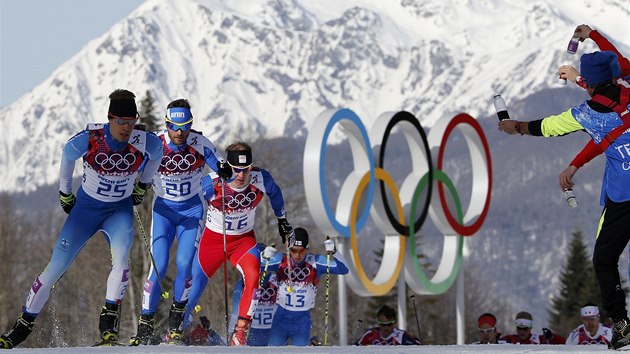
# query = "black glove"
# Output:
<box><xmin>132</xmin><ymin>181</ymin><xmax>151</xmax><ymax>206</ymax></box>
<box><xmin>216</xmin><ymin>161</ymin><xmax>232</xmax><ymax>180</ymax></box>
<box><xmin>277</xmin><ymin>217</ymin><xmax>295</xmax><ymax>245</ymax></box>
<box><xmin>59</xmin><ymin>191</ymin><xmax>76</xmax><ymax>214</ymax></box>
<box><xmin>542</xmin><ymin>327</ymin><xmax>553</xmax><ymax>340</ymax></box>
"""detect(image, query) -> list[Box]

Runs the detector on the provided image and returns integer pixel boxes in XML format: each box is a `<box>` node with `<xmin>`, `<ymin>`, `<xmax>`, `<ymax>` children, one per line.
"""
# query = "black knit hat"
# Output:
<box><xmin>293</xmin><ymin>227</ymin><xmax>309</xmax><ymax>248</ymax></box>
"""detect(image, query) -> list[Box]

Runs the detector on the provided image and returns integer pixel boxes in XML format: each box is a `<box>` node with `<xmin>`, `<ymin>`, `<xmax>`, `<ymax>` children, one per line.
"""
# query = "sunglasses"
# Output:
<box><xmin>289</xmin><ymin>248</ymin><xmax>307</xmax><ymax>255</ymax></box>
<box><xmin>516</xmin><ymin>326</ymin><xmax>531</xmax><ymax>330</ymax></box>
<box><xmin>166</xmin><ymin>121</ymin><xmax>192</xmax><ymax>132</ymax></box>
<box><xmin>232</xmin><ymin>165</ymin><xmax>252</xmax><ymax>174</ymax></box>
<box><xmin>378</xmin><ymin>320</ymin><xmax>396</xmax><ymax>327</ymax></box>
<box><xmin>108</xmin><ymin>112</ymin><xmax>139</xmax><ymax>126</ymax></box>
<box><xmin>478</xmin><ymin>327</ymin><xmax>496</xmax><ymax>333</ymax></box>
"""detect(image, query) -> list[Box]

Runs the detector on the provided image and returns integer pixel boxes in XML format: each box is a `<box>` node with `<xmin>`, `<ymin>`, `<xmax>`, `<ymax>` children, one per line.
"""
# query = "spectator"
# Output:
<box><xmin>473</xmin><ymin>313</ymin><xmax>505</xmax><ymax>344</ymax></box>
<box><xmin>498</xmin><ymin>50</ymin><xmax>630</xmax><ymax>350</ymax></box>
<box><xmin>566</xmin><ymin>303</ymin><xmax>612</xmax><ymax>345</ymax></box>
<box><xmin>355</xmin><ymin>305</ymin><xmax>422</xmax><ymax>346</ymax></box>
<box><xmin>502</xmin><ymin>311</ymin><xmax>565</xmax><ymax>344</ymax></box>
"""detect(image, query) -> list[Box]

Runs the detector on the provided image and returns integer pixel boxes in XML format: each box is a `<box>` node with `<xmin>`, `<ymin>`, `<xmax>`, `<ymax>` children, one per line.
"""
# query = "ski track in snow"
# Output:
<box><xmin>7</xmin><ymin>344</ymin><xmax>615</xmax><ymax>354</ymax></box>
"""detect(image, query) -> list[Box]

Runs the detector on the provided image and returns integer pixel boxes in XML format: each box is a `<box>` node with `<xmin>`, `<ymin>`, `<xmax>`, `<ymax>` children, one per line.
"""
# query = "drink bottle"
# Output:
<box><xmin>493</xmin><ymin>95</ymin><xmax>510</xmax><ymax>121</ymax></box>
<box><xmin>567</xmin><ymin>37</ymin><xmax>579</xmax><ymax>55</ymax></box>
<box><xmin>564</xmin><ymin>188</ymin><xmax>578</xmax><ymax>208</ymax></box>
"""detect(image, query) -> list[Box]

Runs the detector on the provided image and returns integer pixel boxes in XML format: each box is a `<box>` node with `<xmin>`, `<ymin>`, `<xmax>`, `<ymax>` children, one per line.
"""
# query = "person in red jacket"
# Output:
<box><xmin>355</xmin><ymin>305</ymin><xmax>422</xmax><ymax>346</ymax></box>
<box><xmin>501</xmin><ymin>311</ymin><xmax>565</xmax><ymax>345</ymax></box>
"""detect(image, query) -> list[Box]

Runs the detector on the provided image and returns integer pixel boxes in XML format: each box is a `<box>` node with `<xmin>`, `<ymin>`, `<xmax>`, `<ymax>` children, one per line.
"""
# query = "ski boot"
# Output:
<box><xmin>94</xmin><ymin>302</ymin><xmax>123</xmax><ymax>347</ymax></box>
<box><xmin>230</xmin><ymin>317</ymin><xmax>251</xmax><ymax>346</ymax></box>
<box><xmin>129</xmin><ymin>313</ymin><xmax>155</xmax><ymax>346</ymax></box>
<box><xmin>612</xmin><ymin>318</ymin><xmax>630</xmax><ymax>350</ymax></box>
<box><xmin>162</xmin><ymin>301</ymin><xmax>186</xmax><ymax>345</ymax></box>
<box><xmin>0</xmin><ymin>313</ymin><xmax>36</xmax><ymax>349</ymax></box>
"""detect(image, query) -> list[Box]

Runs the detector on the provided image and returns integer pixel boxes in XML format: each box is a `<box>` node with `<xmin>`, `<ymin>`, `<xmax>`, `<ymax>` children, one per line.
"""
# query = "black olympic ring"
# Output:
<box><xmin>94</xmin><ymin>152</ymin><xmax>137</xmax><ymax>171</ymax></box>
<box><xmin>378</xmin><ymin>111</ymin><xmax>433</xmax><ymax>236</ymax></box>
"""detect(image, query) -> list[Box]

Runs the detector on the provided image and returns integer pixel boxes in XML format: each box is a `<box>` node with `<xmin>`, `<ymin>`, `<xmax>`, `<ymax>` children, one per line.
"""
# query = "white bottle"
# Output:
<box><xmin>493</xmin><ymin>95</ymin><xmax>511</xmax><ymax>121</ymax></box>
<box><xmin>564</xmin><ymin>189</ymin><xmax>578</xmax><ymax>208</ymax></box>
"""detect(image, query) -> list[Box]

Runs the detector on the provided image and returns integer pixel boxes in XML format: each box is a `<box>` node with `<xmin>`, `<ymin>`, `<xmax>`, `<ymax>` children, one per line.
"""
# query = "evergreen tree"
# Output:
<box><xmin>548</xmin><ymin>228</ymin><xmax>601</xmax><ymax>336</ymax></box>
<box><xmin>140</xmin><ymin>90</ymin><xmax>160</xmax><ymax>132</ymax></box>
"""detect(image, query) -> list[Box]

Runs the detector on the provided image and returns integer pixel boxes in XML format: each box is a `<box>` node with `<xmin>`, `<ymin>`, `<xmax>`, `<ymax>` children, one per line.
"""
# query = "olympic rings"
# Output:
<box><xmin>225</xmin><ymin>192</ymin><xmax>258</xmax><ymax>208</ymax></box>
<box><xmin>303</xmin><ymin>109</ymin><xmax>492</xmax><ymax>296</ymax></box>
<box><xmin>283</xmin><ymin>266</ymin><xmax>311</xmax><ymax>281</ymax></box>
<box><xmin>161</xmin><ymin>153</ymin><xmax>198</xmax><ymax>171</ymax></box>
<box><xmin>94</xmin><ymin>152</ymin><xmax>137</xmax><ymax>171</ymax></box>
<box><xmin>258</xmin><ymin>287</ymin><xmax>276</xmax><ymax>302</ymax></box>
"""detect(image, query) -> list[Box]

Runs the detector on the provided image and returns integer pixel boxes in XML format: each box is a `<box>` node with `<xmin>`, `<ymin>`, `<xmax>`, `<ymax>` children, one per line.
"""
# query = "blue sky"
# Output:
<box><xmin>0</xmin><ymin>0</ymin><xmax>144</xmax><ymax>107</ymax></box>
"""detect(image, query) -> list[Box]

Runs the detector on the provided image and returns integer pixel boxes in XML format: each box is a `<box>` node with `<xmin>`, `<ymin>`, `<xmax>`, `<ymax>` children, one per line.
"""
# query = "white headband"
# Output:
<box><xmin>581</xmin><ymin>306</ymin><xmax>600</xmax><ymax>317</ymax></box>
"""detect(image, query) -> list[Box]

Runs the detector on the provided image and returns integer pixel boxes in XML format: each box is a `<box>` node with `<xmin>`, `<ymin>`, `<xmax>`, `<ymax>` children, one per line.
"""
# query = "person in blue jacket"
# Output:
<box><xmin>264</xmin><ymin>227</ymin><xmax>348</xmax><ymax>346</ymax></box>
<box><xmin>0</xmin><ymin>89</ymin><xmax>163</xmax><ymax>348</ymax></box>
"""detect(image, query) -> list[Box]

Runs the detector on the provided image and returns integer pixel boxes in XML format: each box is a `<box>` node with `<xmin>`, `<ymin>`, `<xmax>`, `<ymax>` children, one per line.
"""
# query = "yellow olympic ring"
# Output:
<box><xmin>346</xmin><ymin>168</ymin><xmax>406</xmax><ymax>296</ymax></box>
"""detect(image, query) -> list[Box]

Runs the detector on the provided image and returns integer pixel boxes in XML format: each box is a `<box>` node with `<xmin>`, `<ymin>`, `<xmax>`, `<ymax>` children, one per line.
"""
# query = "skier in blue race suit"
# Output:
<box><xmin>0</xmin><ymin>89</ymin><xmax>163</xmax><ymax>348</ymax></box>
<box><xmin>264</xmin><ymin>227</ymin><xmax>348</xmax><ymax>346</ymax></box>
<box><xmin>130</xmin><ymin>99</ymin><xmax>231</xmax><ymax>345</ymax></box>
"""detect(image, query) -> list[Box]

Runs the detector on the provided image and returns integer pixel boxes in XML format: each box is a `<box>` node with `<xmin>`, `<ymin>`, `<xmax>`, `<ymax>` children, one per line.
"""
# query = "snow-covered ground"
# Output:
<box><xmin>7</xmin><ymin>345</ymin><xmax>616</xmax><ymax>354</ymax></box>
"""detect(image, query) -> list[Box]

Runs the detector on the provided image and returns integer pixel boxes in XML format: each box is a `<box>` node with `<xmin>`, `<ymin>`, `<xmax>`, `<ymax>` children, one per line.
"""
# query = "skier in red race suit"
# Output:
<box><xmin>501</xmin><ymin>311</ymin><xmax>565</xmax><ymax>345</ymax></box>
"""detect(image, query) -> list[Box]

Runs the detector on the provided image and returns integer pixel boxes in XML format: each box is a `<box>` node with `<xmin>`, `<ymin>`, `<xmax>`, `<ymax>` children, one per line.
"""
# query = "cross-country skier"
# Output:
<box><xmin>129</xmin><ymin>98</ymin><xmax>229</xmax><ymax>346</ymax></box>
<box><xmin>229</xmin><ymin>245</ymin><xmax>278</xmax><ymax>347</ymax></box>
<box><xmin>264</xmin><ymin>227</ymin><xmax>348</xmax><ymax>346</ymax></box>
<box><xmin>0</xmin><ymin>89</ymin><xmax>163</xmax><ymax>348</ymax></box>
<box><xmin>195</xmin><ymin>141</ymin><xmax>294</xmax><ymax>346</ymax></box>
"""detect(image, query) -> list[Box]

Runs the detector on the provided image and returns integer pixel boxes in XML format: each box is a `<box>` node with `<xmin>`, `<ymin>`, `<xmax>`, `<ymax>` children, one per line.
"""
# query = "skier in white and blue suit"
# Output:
<box><xmin>129</xmin><ymin>98</ymin><xmax>231</xmax><ymax>345</ymax></box>
<box><xmin>0</xmin><ymin>89</ymin><xmax>163</xmax><ymax>348</ymax></box>
<box><xmin>264</xmin><ymin>228</ymin><xmax>348</xmax><ymax>346</ymax></box>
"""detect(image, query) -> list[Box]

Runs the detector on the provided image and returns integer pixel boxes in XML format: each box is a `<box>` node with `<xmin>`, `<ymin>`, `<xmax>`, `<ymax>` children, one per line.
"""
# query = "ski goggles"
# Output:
<box><xmin>166</xmin><ymin>121</ymin><xmax>192</xmax><ymax>132</ymax></box>
<box><xmin>108</xmin><ymin>112</ymin><xmax>139</xmax><ymax>126</ymax></box>
<box><xmin>515</xmin><ymin>318</ymin><xmax>533</xmax><ymax>329</ymax></box>
<box><xmin>377</xmin><ymin>320</ymin><xmax>396</xmax><ymax>327</ymax></box>
<box><xmin>289</xmin><ymin>247</ymin><xmax>307</xmax><ymax>255</ymax></box>
<box><xmin>478</xmin><ymin>327</ymin><xmax>496</xmax><ymax>333</ymax></box>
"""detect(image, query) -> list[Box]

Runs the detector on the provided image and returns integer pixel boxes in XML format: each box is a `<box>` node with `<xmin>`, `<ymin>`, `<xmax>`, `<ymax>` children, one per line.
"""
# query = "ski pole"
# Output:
<box><xmin>220</xmin><ymin>178</ymin><xmax>230</xmax><ymax>345</ymax></box>
<box><xmin>410</xmin><ymin>294</ymin><xmax>423</xmax><ymax>342</ymax></box>
<box><xmin>134</xmin><ymin>206</ymin><xmax>169</xmax><ymax>299</ymax></box>
<box><xmin>324</xmin><ymin>236</ymin><xmax>331</xmax><ymax>346</ymax></box>
<box><xmin>352</xmin><ymin>319</ymin><xmax>364</xmax><ymax>343</ymax></box>
<box><xmin>285</xmin><ymin>244</ymin><xmax>293</xmax><ymax>293</ymax></box>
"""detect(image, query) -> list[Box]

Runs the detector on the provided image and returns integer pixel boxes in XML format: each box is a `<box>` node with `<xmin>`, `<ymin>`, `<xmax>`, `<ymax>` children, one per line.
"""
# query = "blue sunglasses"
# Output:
<box><xmin>166</xmin><ymin>121</ymin><xmax>192</xmax><ymax>132</ymax></box>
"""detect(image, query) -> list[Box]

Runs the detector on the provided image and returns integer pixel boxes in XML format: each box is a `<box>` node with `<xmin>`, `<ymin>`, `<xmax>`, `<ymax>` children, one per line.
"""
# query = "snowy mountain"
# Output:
<box><xmin>1</xmin><ymin>0</ymin><xmax>629</xmax><ymax>193</ymax></box>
